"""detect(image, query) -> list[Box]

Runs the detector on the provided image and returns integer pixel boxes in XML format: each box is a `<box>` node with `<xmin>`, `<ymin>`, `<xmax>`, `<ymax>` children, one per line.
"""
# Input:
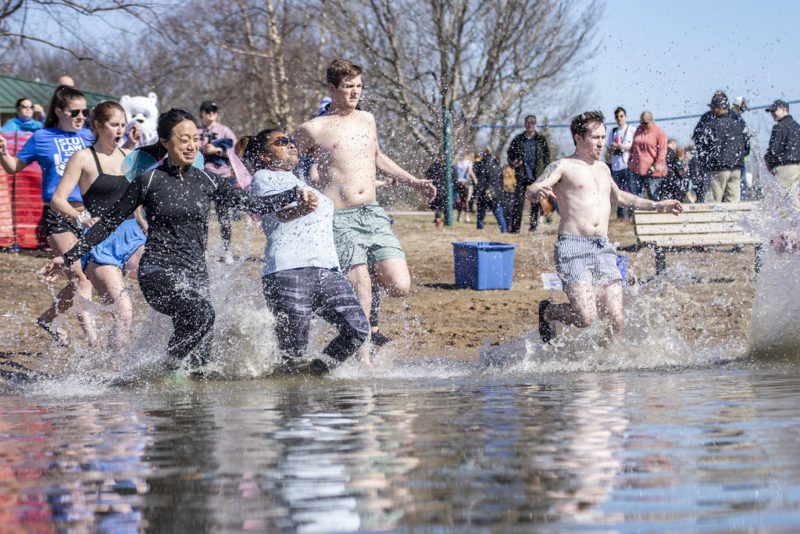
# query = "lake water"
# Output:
<box><xmin>2</xmin><ymin>355</ymin><xmax>800</xmax><ymax>533</ymax></box>
<box><xmin>4</xmin><ymin>187</ymin><xmax>800</xmax><ymax>532</ymax></box>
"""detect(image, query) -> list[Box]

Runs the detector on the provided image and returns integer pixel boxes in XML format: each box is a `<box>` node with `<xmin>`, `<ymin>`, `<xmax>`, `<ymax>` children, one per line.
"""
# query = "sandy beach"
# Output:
<box><xmin>0</xmin><ymin>212</ymin><xmax>759</xmax><ymax>361</ymax></box>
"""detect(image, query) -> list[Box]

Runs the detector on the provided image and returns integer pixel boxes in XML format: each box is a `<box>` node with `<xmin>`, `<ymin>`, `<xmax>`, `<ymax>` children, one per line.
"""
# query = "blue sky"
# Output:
<box><xmin>583</xmin><ymin>0</ymin><xmax>799</xmax><ymax>148</ymax></box>
<box><xmin>24</xmin><ymin>0</ymin><xmax>796</xmax><ymax>154</ymax></box>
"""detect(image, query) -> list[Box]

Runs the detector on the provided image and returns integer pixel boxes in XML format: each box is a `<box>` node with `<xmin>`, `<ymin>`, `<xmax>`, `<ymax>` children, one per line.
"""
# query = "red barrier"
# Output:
<box><xmin>0</xmin><ymin>132</ymin><xmax>46</xmax><ymax>249</ymax></box>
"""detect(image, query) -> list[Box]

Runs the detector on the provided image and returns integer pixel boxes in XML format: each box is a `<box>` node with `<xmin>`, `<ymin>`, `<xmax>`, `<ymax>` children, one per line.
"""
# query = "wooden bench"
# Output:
<box><xmin>633</xmin><ymin>202</ymin><xmax>763</xmax><ymax>275</ymax></box>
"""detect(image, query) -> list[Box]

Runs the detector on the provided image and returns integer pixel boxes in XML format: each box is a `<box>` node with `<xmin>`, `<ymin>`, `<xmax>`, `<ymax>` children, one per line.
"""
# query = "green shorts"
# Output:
<box><xmin>333</xmin><ymin>202</ymin><xmax>405</xmax><ymax>272</ymax></box>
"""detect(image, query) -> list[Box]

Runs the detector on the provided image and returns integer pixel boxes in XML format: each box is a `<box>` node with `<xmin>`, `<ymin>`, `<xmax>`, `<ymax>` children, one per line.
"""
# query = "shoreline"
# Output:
<box><xmin>0</xmin><ymin>213</ymin><xmax>757</xmax><ymax>362</ymax></box>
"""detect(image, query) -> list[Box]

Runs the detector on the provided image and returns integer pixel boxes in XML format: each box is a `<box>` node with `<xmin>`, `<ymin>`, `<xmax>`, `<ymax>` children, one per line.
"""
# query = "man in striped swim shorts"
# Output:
<box><xmin>526</xmin><ymin>110</ymin><xmax>683</xmax><ymax>342</ymax></box>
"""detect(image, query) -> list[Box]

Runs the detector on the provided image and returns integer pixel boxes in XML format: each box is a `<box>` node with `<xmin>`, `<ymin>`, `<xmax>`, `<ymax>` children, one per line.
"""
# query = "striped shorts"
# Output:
<box><xmin>554</xmin><ymin>234</ymin><xmax>622</xmax><ymax>288</ymax></box>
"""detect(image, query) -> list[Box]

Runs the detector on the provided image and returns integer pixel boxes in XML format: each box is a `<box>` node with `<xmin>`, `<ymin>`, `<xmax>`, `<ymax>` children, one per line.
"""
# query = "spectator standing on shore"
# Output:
<box><xmin>473</xmin><ymin>147</ymin><xmax>508</xmax><ymax>232</ymax></box>
<box><xmin>606</xmin><ymin>107</ymin><xmax>635</xmax><ymax>217</ymax></box>
<box><xmin>764</xmin><ymin>100</ymin><xmax>800</xmax><ymax>210</ymax></box>
<box><xmin>426</xmin><ymin>155</ymin><xmax>449</xmax><ymax>226</ymax></box>
<box><xmin>453</xmin><ymin>153</ymin><xmax>476</xmax><ymax>222</ymax></box>
<box><xmin>2</xmin><ymin>98</ymin><xmax>43</xmax><ymax>133</ymax></box>
<box><xmin>507</xmin><ymin>114</ymin><xmax>551</xmax><ymax>232</ymax></box>
<box><xmin>700</xmin><ymin>94</ymin><xmax>749</xmax><ymax>202</ymax></box>
<box><xmin>685</xmin><ymin>147</ymin><xmax>704</xmax><ymax>202</ymax></box>
<box><xmin>731</xmin><ymin>97</ymin><xmax>754</xmax><ymax>199</ymax></box>
<box><xmin>198</xmin><ymin>100</ymin><xmax>238</xmax><ymax>263</ymax></box>
<box><xmin>663</xmin><ymin>139</ymin><xmax>689</xmax><ymax>201</ymax></box>
<box><xmin>692</xmin><ymin>91</ymin><xmax>747</xmax><ymax>201</ymax></box>
<box><xmin>628</xmin><ymin>111</ymin><xmax>667</xmax><ymax>201</ymax></box>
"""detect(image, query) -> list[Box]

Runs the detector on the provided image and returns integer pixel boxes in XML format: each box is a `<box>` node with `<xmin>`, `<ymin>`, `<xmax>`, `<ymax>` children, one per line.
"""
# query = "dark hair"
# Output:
<box><xmin>327</xmin><ymin>59</ymin><xmax>362</xmax><ymax>87</ymax></box>
<box><xmin>570</xmin><ymin>110</ymin><xmax>605</xmax><ymax>142</ymax></box>
<box><xmin>525</xmin><ymin>114</ymin><xmax>537</xmax><ymax>123</ymax></box>
<box><xmin>139</xmin><ymin>108</ymin><xmax>197</xmax><ymax>161</ymax></box>
<box><xmin>234</xmin><ymin>136</ymin><xmax>251</xmax><ymax>160</ymax></box>
<box><xmin>44</xmin><ymin>85</ymin><xmax>86</xmax><ymax>128</ymax></box>
<box><xmin>614</xmin><ymin>106</ymin><xmax>626</xmax><ymax>116</ymax></box>
<box><xmin>91</xmin><ymin>101</ymin><xmax>126</xmax><ymax>134</ymax></box>
<box><xmin>15</xmin><ymin>97</ymin><xmax>31</xmax><ymax>108</ymax></box>
<box><xmin>157</xmin><ymin>108</ymin><xmax>196</xmax><ymax>140</ymax></box>
<box><xmin>240</xmin><ymin>128</ymin><xmax>281</xmax><ymax>173</ymax></box>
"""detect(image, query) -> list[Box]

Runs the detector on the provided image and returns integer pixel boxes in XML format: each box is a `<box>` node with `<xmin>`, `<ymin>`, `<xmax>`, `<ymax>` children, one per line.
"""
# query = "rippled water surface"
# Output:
<box><xmin>2</xmin><ymin>358</ymin><xmax>800</xmax><ymax>533</ymax></box>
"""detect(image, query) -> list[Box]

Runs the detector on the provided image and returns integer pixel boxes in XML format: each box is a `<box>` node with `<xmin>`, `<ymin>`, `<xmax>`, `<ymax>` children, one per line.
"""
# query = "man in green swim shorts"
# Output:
<box><xmin>332</xmin><ymin>203</ymin><xmax>405</xmax><ymax>271</ymax></box>
<box><xmin>294</xmin><ymin>59</ymin><xmax>436</xmax><ymax>363</ymax></box>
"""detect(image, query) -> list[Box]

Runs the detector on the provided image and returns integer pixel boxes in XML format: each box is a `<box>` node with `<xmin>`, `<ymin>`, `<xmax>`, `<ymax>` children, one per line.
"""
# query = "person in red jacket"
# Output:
<box><xmin>628</xmin><ymin>111</ymin><xmax>668</xmax><ymax>201</ymax></box>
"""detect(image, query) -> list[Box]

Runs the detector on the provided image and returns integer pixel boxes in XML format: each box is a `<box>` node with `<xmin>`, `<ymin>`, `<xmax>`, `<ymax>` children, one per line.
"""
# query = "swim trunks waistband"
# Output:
<box><xmin>334</xmin><ymin>201</ymin><xmax>380</xmax><ymax>214</ymax></box>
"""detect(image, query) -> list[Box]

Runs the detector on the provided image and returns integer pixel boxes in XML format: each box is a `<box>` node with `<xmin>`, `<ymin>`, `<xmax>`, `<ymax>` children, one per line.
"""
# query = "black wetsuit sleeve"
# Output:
<box><xmin>63</xmin><ymin>177</ymin><xmax>144</xmax><ymax>266</ymax></box>
<box><xmin>214</xmin><ymin>176</ymin><xmax>297</xmax><ymax>215</ymax></box>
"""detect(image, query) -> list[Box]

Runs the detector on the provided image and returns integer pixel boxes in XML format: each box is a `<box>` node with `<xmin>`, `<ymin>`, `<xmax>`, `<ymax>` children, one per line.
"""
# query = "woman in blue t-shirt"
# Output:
<box><xmin>0</xmin><ymin>85</ymin><xmax>96</xmax><ymax>347</ymax></box>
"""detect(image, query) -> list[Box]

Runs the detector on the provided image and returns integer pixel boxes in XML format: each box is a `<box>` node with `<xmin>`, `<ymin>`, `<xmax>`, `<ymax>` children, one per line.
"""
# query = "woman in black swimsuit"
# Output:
<box><xmin>51</xmin><ymin>101</ymin><xmax>147</xmax><ymax>354</ymax></box>
<box><xmin>42</xmin><ymin>108</ymin><xmax>315</xmax><ymax>375</ymax></box>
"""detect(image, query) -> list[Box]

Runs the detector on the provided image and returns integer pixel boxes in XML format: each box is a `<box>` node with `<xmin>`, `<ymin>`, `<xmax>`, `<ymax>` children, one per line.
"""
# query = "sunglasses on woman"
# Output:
<box><xmin>273</xmin><ymin>136</ymin><xmax>295</xmax><ymax>147</ymax></box>
<box><xmin>65</xmin><ymin>108</ymin><xmax>91</xmax><ymax>118</ymax></box>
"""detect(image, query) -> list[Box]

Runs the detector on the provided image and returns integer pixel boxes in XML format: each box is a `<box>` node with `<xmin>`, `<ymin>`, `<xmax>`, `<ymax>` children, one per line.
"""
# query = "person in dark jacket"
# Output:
<box><xmin>764</xmin><ymin>99</ymin><xmax>800</xmax><ymax>209</ymax></box>
<box><xmin>692</xmin><ymin>91</ymin><xmax>746</xmax><ymax>201</ymax></box>
<box><xmin>506</xmin><ymin>115</ymin><xmax>551</xmax><ymax>232</ymax></box>
<box><xmin>700</xmin><ymin>94</ymin><xmax>749</xmax><ymax>202</ymax></box>
<box><xmin>663</xmin><ymin>139</ymin><xmax>689</xmax><ymax>201</ymax></box>
<box><xmin>426</xmin><ymin>155</ymin><xmax>449</xmax><ymax>226</ymax></box>
<box><xmin>41</xmin><ymin>108</ymin><xmax>313</xmax><ymax>376</ymax></box>
<box><xmin>473</xmin><ymin>147</ymin><xmax>508</xmax><ymax>232</ymax></box>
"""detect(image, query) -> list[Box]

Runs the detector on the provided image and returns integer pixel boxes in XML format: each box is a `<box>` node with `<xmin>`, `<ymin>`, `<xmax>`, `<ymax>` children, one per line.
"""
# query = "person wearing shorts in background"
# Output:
<box><xmin>526</xmin><ymin>110</ymin><xmax>682</xmax><ymax>342</ymax></box>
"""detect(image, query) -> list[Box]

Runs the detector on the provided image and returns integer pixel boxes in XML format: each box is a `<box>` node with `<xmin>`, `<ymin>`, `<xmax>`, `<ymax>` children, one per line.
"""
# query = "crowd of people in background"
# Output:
<box><xmin>426</xmin><ymin>90</ymin><xmax>800</xmax><ymax>230</ymax></box>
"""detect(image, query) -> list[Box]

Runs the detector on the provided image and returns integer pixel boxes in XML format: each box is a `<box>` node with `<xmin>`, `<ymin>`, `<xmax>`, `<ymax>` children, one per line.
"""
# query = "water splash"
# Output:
<box><xmin>748</xmin><ymin>242</ymin><xmax>800</xmax><ymax>360</ymax></box>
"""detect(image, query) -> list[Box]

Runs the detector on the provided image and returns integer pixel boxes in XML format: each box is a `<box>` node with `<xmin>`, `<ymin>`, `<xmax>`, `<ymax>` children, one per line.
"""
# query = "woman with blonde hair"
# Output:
<box><xmin>51</xmin><ymin>101</ymin><xmax>147</xmax><ymax>353</ymax></box>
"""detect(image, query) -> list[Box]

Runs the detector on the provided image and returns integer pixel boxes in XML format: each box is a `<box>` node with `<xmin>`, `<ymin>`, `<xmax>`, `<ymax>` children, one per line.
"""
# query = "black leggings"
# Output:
<box><xmin>261</xmin><ymin>267</ymin><xmax>369</xmax><ymax>363</ymax></box>
<box><xmin>138</xmin><ymin>269</ymin><xmax>215</xmax><ymax>369</ymax></box>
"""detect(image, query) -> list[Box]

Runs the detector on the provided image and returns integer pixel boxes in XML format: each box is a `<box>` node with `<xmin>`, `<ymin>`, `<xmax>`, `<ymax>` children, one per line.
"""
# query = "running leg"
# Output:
<box><xmin>314</xmin><ymin>269</ymin><xmax>369</xmax><ymax>362</ymax></box>
<box><xmin>139</xmin><ymin>270</ymin><xmax>215</xmax><ymax>369</ymax></box>
<box><xmin>596</xmin><ymin>280</ymin><xmax>625</xmax><ymax>335</ymax></box>
<box><xmin>84</xmin><ymin>262</ymin><xmax>132</xmax><ymax>354</ymax></box>
<box><xmin>544</xmin><ymin>281</ymin><xmax>598</xmax><ymax>328</ymax></box>
<box><xmin>347</xmin><ymin>263</ymin><xmax>374</xmax><ymax>364</ymax></box>
<box><xmin>261</xmin><ymin>269</ymin><xmax>315</xmax><ymax>359</ymax></box>
<box><xmin>39</xmin><ymin>231</ymin><xmax>96</xmax><ymax>345</ymax></box>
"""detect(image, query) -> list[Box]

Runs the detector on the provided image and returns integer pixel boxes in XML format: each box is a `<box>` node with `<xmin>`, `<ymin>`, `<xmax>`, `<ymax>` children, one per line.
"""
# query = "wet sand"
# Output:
<box><xmin>0</xmin><ymin>213</ymin><xmax>758</xmax><ymax>361</ymax></box>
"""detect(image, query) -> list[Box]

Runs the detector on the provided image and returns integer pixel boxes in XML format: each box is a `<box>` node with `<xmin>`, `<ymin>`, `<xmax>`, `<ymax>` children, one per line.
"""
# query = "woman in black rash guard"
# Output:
<box><xmin>42</xmin><ymin>108</ymin><xmax>313</xmax><ymax>375</ymax></box>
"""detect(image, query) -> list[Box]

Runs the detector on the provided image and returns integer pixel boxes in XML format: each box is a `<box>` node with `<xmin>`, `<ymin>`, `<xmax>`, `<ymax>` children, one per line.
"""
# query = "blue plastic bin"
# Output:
<box><xmin>452</xmin><ymin>241</ymin><xmax>516</xmax><ymax>290</ymax></box>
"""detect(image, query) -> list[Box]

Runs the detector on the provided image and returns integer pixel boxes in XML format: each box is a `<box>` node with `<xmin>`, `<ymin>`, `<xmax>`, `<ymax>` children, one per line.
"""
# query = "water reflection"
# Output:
<box><xmin>0</xmin><ymin>395</ymin><xmax>149</xmax><ymax>533</ymax></box>
<box><xmin>1</xmin><ymin>364</ymin><xmax>800</xmax><ymax>531</ymax></box>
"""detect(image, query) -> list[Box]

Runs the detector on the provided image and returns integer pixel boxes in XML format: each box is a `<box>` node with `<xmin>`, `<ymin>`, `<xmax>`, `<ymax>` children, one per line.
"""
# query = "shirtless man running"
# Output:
<box><xmin>293</xmin><ymin>59</ymin><xmax>436</xmax><ymax>361</ymax></box>
<box><xmin>526</xmin><ymin>110</ymin><xmax>683</xmax><ymax>342</ymax></box>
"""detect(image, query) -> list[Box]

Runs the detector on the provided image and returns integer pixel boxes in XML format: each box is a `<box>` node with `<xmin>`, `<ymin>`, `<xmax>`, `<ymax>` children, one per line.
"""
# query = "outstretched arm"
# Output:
<box><xmin>0</xmin><ymin>135</ymin><xmax>28</xmax><ymax>174</ymax></box>
<box><xmin>525</xmin><ymin>160</ymin><xmax>562</xmax><ymax>202</ymax></box>
<box><xmin>216</xmin><ymin>177</ymin><xmax>305</xmax><ymax>216</ymax></box>
<box><xmin>611</xmin><ymin>185</ymin><xmax>682</xmax><ymax>214</ymax></box>
<box><xmin>375</xmin><ymin>149</ymin><xmax>437</xmax><ymax>201</ymax></box>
